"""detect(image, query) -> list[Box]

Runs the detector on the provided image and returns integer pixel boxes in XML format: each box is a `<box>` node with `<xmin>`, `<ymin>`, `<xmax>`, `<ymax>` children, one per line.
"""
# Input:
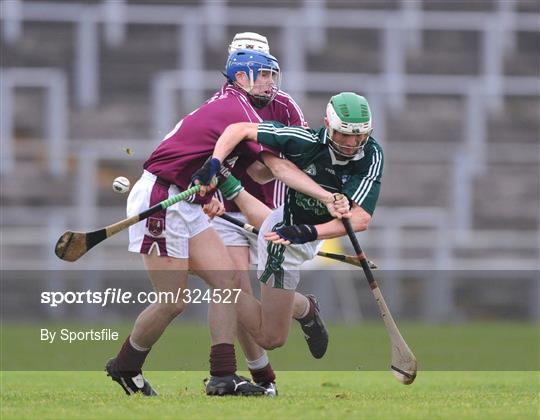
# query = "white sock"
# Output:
<box><xmin>296</xmin><ymin>297</ymin><xmax>310</xmax><ymax>320</ymax></box>
<box><xmin>247</xmin><ymin>352</ymin><xmax>269</xmax><ymax>371</ymax></box>
<box><xmin>129</xmin><ymin>336</ymin><xmax>150</xmax><ymax>352</ymax></box>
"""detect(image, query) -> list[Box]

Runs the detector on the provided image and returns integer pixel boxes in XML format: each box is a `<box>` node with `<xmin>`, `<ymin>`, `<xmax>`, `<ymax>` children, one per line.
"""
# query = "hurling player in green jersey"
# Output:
<box><xmin>193</xmin><ymin>92</ymin><xmax>383</xmax><ymax>359</ymax></box>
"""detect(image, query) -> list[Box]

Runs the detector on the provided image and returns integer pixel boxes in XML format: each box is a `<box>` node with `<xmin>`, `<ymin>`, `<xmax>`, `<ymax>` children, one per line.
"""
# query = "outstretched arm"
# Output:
<box><xmin>265</xmin><ymin>204</ymin><xmax>371</xmax><ymax>245</ymax></box>
<box><xmin>314</xmin><ymin>204</ymin><xmax>371</xmax><ymax>238</ymax></box>
<box><xmin>212</xmin><ymin>122</ymin><xmax>260</xmax><ymax>162</ymax></box>
<box><xmin>260</xmin><ymin>153</ymin><xmax>350</xmax><ymax>217</ymax></box>
<box><xmin>192</xmin><ymin>123</ymin><xmax>258</xmax><ymax>195</ymax></box>
<box><xmin>194</xmin><ymin>122</ymin><xmax>349</xmax><ymax>218</ymax></box>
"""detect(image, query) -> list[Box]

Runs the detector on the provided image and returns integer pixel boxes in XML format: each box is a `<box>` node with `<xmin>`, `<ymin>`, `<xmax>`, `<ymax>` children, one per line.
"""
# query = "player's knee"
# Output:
<box><xmin>260</xmin><ymin>334</ymin><xmax>287</xmax><ymax>350</ymax></box>
<box><xmin>232</xmin><ymin>269</ymin><xmax>251</xmax><ymax>290</ymax></box>
<box><xmin>213</xmin><ymin>271</ymin><xmax>237</xmax><ymax>290</ymax></box>
<box><xmin>229</xmin><ymin>271</ymin><xmax>241</xmax><ymax>289</ymax></box>
<box><xmin>155</xmin><ymin>301</ymin><xmax>187</xmax><ymax>319</ymax></box>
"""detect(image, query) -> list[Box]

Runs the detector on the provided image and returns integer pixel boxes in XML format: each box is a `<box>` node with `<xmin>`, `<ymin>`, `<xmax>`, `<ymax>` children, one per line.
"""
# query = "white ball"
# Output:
<box><xmin>112</xmin><ymin>176</ymin><xmax>130</xmax><ymax>194</ymax></box>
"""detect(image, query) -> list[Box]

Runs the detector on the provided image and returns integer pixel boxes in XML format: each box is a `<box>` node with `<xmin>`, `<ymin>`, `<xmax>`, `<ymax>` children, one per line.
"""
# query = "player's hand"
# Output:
<box><xmin>333</xmin><ymin>193</ymin><xmax>352</xmax><ymax>218</ymax></box>
<box><xmin>203</xmin><ymin>197</ymin><xmax>225</xmax><ymax>219</ymax></box>
<box><xmin>265</xmin><ymin>224</ymin><xmax>318</xmax><ymax>245</ymax></box>
<box><xmin>324</xmin><ymin>193</ymin><xmax>352</xmax><ymax>219</ymax></box>
<box><xmin>192</xmin><ymin>157</ymin><xmax>221</xmax><ymax>196</ymax></box>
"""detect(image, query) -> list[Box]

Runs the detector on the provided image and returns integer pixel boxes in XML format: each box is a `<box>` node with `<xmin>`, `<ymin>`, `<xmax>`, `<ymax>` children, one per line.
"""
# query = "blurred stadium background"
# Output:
<box><xmin>1</xmin><ymin>0</ymin><xmax>539</xmax><ymax>327</ymax></box>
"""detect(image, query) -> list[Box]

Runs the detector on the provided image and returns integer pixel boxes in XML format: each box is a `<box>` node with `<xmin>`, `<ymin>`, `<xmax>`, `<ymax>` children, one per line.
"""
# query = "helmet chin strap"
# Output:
<box><xmin>327</xmin><ymin>129</ymin><xmax>368</xmax><ymax>160</ymax></box>
<box><xmin>328</xmin><ymin>127</ymin><xmax>334</xmax><ymax>139</ymax></box>
<box><xmin>234</xmin><ymin>71</ymin><xmax>274</xmax><ymax>108</ymax></box>
<box><xmin>248</xmin><ymin>68</ymin><xmax>256</xmax><ymax>93</ymax></box>
<box><xmin>233</xmin><ymin>78</ymin><xmax>256</xmax><ymax>98</ymax></box>
<box><xmin>234</xmin><ymin>81</ymin><xmax>271</xmax><ymax>108</ymax></box>
<box><xmin>327</xmin><ymin>129</ymin><xmax>352</xmax><ymax>160</ymax></box>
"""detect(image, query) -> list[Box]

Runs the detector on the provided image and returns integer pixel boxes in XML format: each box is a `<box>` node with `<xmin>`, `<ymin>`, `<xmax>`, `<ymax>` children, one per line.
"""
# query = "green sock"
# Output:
<box><xmin>218</xmin><ymin>173</ymin><xmax>244</xmax><ymax>200</ymax></box>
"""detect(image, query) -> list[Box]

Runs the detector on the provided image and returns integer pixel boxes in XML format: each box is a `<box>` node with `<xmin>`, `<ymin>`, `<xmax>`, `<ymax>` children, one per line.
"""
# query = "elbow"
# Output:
<box><xmin>225</xmin><ymin>122</ymin><xmax>255</xmax><ymax>142</ymax></box>
<box><xmin>229</xmin><ymin>122</ymin><xmax>250</xmax><ymax>139</ymax></box>
<box><xmin>352</xmin><ymin>213</ymin><xmax>371</xmax><ymax>232</ymax></box>
<box><xmin>246</xmin><ymin>161</ymin><xmax>274</xmax><ymax>184</ymax></box>
<box><xmin>262</xmin><ymin>154</ymin><xmax>288</xmax><ymax>176</ymax></box>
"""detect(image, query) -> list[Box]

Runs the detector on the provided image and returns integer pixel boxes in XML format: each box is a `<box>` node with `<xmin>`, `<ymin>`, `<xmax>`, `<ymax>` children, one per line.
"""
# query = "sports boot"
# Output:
<box><xmin>205</xmin><ymin>374</ymin><xmax>267</xmax><ymax>396</ymax></box>
<box><xmin>298</xmin><ymin>294</ymin><xmax>329</xmax><ymax>359</ymax></box>
<box><xmin>105</xmin><ymin>357</ymin><xmax>158</xmax><ymax>396</ymax></box>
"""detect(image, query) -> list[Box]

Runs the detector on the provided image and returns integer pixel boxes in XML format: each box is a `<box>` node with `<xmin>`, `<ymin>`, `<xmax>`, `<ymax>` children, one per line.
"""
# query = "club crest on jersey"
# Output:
<box><xmin>147</xmin><ymin>217</ymin><xmax>164</xmax><ymax>236</ymax></box>
<box><xmin>341</xmin><ymin>175</ymin><xmax>351</xmax><ymax>184</ymax></box>
<box><xmin>304</xmin><ymin>164</ymin><xmax>317</xmax><ymax>176</ymax></box>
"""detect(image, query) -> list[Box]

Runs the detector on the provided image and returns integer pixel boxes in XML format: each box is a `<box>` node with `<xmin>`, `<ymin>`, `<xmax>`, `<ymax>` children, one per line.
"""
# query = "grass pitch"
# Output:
<box><xmin>1</xmin><ymin>371</ymin><xmax>538</xmax><ymax>419</ymax></box>
<box><xmin>2</xmin><ymin>322</ymin><xmax>537</xmax><ymax>371</ymax></box>
<box><xmin>1</xmin><ymin>322</ymin><xmax>538</xmax><ymax>418</ymax></box>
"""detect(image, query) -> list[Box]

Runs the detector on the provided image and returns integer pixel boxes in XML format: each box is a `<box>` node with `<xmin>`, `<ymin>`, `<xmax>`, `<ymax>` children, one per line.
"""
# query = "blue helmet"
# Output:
<box><xmin>225</xmin><ymin>49</ymin><xmax>281</xmax><ymax>108</ymax></box>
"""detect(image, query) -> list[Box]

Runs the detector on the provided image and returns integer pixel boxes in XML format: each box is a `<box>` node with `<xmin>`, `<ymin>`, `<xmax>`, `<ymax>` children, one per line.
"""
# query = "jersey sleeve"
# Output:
<box><xmin>342</xmin><ymin>143</ymin><xmax>384</xmax><ymax>215</ymax></box>
<box><xmin>284</xmin><ymin>94</ymin><xmax>308</xmax><ymax>127</ymax></box>
<box><xmin>257</xmin><ymin>121</ymin><xmax>319</xmax><ymax>157</ymax></box>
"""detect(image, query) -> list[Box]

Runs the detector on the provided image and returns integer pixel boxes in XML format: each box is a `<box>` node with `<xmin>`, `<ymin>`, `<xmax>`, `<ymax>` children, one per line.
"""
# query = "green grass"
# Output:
<box><xmin>1</xmin><ymin>371</ymin><xmax>538</xmax><ymax>419</ymax></box>
<box><xmin>2</xmin><ymin>322</ymin><xmax>539</xmax><ymax>418</ymax></box>
<box><xmin>1</xmin><ymin>322</ymin><xmax>538</xmax><ymax>371</ymax></box>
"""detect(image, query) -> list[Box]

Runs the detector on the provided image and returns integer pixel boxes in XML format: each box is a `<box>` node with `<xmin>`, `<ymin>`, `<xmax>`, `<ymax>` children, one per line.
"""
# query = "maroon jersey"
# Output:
<box><xmin>212</xmin><ymin>83</ymin><xmax>308</xmax><ymax>211</ymax></box>
<box><xmin>144</xmin><ymin>85</ymin><xmax>273</xmax><ymax>203</ymax></box>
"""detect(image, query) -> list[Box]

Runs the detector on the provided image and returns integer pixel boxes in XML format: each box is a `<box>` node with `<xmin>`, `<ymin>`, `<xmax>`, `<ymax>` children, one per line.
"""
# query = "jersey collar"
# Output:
<box><xmin>226</xmin><ymin>83</ymin><xmax>250</xmax><ymax>99</ymax></box>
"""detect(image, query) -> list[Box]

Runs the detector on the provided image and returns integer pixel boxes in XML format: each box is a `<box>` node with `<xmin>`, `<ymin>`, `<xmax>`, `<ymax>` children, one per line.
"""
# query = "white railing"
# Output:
<box><xmin>0</xmin><ymin>67</ymin><xmax>68</xmax><ymax>177</ymax></box>
<box><xmin>2</xmin><ymin>1</ymin><xmax>538</xmax><ymax>108</ymax></box>
<box><xmin>150</xmin><ymin>69</ymin><xmax>539</xmax><ymax>234</ymax></box>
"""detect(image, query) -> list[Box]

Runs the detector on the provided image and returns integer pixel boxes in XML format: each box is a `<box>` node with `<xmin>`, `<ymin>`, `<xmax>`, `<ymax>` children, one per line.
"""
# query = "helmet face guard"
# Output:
<box><xmin>327</xmin><ymin>132</ymin><xmax>372</xmax><ymax>159</ymax></box>
<box><xmin>326</xmin><ymin>93</ymin><xmax>373</xmax><ymax>159</ymax></box>
<box><xmin>226</xmin><ymin>49</ymin><xmax>281</xmax><ymax>108</ymax></box>
<box><xmin>245</xmin><ymin>65</ymin><xmax>281</xmax><ymax>108</ymax></box>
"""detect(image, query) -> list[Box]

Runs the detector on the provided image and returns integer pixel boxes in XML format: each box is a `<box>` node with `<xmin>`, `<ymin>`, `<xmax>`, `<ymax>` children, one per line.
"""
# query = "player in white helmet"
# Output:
<box><xmin>194</xmin><ymin>92</ymin><xmax>383</xmax><ymax>360</ymax></box>
<box><xmin>206</xmin><ymin>32</ymin><xmax>312</xmax><ymax>396</ymax></box>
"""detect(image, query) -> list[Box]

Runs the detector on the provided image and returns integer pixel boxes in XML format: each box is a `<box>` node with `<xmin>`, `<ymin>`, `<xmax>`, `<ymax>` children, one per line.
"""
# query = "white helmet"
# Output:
<box><xmin>326</xmin><ymin>92</ymin><xmax>373</xmax><ymax>159</ymax></box>
<box><xmin>228</xmin><ymin>32</ymin><xmax>270</xmax><ymax>54</ymax></box>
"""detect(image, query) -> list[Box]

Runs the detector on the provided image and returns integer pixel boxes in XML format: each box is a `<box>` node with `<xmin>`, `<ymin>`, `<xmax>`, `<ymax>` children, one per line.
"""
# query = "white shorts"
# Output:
<box><xmin>257</xmin><ymin>206</ymin><xmax>323</xmax><ymax>290</ymax></box>
<box><xmin>127</xmin><ymin>171</ymin><xmax>210</xmax><ymax>258</ymax></box>
<box><xmin>211</xmin><ymin>212</ymin><xmax>258</xmax><ymax>265</ymax></box>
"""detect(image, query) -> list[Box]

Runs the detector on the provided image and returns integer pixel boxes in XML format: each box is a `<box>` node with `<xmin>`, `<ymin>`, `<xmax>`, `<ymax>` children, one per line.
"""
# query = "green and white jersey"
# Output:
<box><xmin>257</xmin><ymin>121</ymin><xmax>384</xmax><ymax>226</ymax></box>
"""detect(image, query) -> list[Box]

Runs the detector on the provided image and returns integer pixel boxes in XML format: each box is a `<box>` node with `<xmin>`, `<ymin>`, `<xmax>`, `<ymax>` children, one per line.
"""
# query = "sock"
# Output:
<box><xmin>249</xmin><ymin>363</ymin><xmax>276</xmax><ymax>384</ymax></box>
<box><xmin>129</xmin><ymin>336</ymin><xmax>150</xmax><ymax>352</ymax></box>
<box><xmin>116</xmin><ymin>335</ymin><xmax>150</xmax><ymax>374</ymax></box>
<box><xmin>209</xmin><ymin>343</ymin><xmax>237</xmax><ymax>377</ymax></box>
<box><xmin>296</xmin><ymin>296</ymin><xmax>315</xmax><ymax>323</ymax></box>
<box><xmin>246</xmin><ymin>352</ymin><xmax>269</xmax><ymax>371</ymax></box>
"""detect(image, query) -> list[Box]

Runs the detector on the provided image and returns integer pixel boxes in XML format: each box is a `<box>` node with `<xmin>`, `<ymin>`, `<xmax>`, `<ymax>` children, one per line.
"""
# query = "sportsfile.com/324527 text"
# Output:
<box><xmin>40</xmin><ymin>288</ymin><xmax>242</xmax><ymax>307</ymax></box>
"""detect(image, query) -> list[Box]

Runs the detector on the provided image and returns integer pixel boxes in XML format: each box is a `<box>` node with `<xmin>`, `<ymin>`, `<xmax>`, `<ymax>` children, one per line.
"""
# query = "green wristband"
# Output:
<box><xmin>218</xmin><ymin>173</ymin><xmax>244</xmax><ymax>201</ymax></box>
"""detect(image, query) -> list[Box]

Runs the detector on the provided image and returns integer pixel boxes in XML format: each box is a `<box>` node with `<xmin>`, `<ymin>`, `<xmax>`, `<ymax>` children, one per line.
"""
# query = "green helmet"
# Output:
<box><xmin>326</xmin><ymin>92</ymin><xmax>373</xmax><ymax>158</ymax></box>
